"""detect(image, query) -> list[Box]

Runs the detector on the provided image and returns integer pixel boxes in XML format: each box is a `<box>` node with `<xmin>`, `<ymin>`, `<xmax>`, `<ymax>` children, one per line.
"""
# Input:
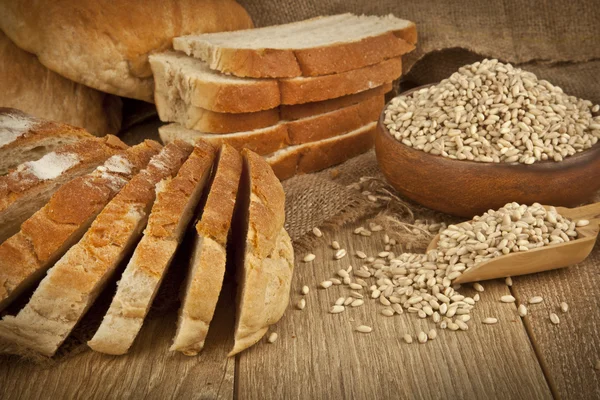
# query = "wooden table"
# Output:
<box><xmin>1</xmin><ymin>218</ymin><xmax>598</xmax><ymax>400</ymax></box>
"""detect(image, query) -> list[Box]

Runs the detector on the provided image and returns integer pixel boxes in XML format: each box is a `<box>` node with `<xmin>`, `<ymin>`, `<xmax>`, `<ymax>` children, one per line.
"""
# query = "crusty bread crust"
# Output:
<box><xmin>267</xmin><ymin>121</ymin><xmax>376</xmax><ymax>180</ymax></box>
<box><xmin>0</xmin><ymin>0</ymin><xmax>253</xmax><ymax>101</ymax></box>
<box><xmin>0</xmin><ymin>141</ymin><xmax>162</xmax><ymax>312</ymax></box>
<box><xmin>0</xmin><ymin>108</ymin><xmax>92</xmax><ymax>175</ymax></box>
<box><xmin>157</xmin><ymin>83</ymin><xmax>391</xmax><ymax>133</ymax></box>
<box><xmin>158</xmin><ymin>95</ymin><xmax>382</xmax><ymax>156</ymax></box>
<box><xmin>174</xmin><ymin>14</ymin><xmax>416</xmax><ymax>78</ymax></box>
<box><xmin>279</xmin><ymin>57</ymin><xmax>402</xmax><ymax>104</ymax></box>
<box><xmin>171</xmin><ymin>144</ymin><xmax>242</xmax><ymax>355</ymax></box>
<box><xmin>88</xmin><ymin>141</ymin><xmax>216</xmax><ymax>355</ymax></box>
<box><xmin>0</xmin><ymin>135</ymin><xmax>128</xmax><ymax>243</ymax></box>
<box><xmin>0</xmin><ymin>142</ymin><xmax>192</xmax><ymax>356</ymax></box>
<box><xmin>229</xmin><ymin>150</ymin><xmax>293</xmax><ymax>356</ymax></box>
<box><xmin>0</xmin><ymin>32</ymin><xmax>122</xmax><ymax>136</ymax></box>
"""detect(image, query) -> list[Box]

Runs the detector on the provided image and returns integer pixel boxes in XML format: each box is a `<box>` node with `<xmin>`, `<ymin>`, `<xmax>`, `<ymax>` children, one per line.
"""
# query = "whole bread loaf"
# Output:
<box><xmin>0</xmin><ymin>141</ymin><xmax>161</xmax><ymax>312</ymax></box>
<box><xmin>0</xmin><ymin>31</ymin><xmax>122</xmax><ymax>136</ymax></box>
<box><xmin>0</xmin><ymin>0</ymin><xmax>253</xmax><ymax>101</ymax></box>
<box><xmin>0</xmin><ymin>141</ymin><xmax>193</xmax><ymax>356</ymax></box>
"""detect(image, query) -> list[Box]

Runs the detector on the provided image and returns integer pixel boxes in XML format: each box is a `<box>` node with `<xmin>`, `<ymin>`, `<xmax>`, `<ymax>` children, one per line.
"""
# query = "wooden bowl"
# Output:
<box><xmin>375</xmin><ymin>85</ymin><xmax>600</xmax><ymax>217</ymax></box>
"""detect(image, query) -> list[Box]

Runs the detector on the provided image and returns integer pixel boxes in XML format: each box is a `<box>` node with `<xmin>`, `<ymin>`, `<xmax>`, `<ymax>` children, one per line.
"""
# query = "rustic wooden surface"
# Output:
<box><xmin>0</xmin><ymin>219</ymin><xmax>598</xmax><ymax>399</ymax></box>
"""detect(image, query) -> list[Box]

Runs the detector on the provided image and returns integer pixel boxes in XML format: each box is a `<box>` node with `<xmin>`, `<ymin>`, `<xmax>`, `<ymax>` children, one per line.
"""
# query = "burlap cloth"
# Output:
<box><xmin>3</xmin><ymin>0</ymin><xmax>599</xmax><ymax>363</ymax></box>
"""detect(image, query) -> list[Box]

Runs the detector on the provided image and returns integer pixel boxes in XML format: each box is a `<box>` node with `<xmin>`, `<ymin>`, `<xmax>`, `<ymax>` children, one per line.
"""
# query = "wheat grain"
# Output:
<box><xmin>267</xmin><ymin>332</ymin><xmax>278</xmax><ymax>343</ymax></box>
<box><xmin>356</xmin><ymin>325</ymin><xmax>372</xmax><ymax>333</ymax></box>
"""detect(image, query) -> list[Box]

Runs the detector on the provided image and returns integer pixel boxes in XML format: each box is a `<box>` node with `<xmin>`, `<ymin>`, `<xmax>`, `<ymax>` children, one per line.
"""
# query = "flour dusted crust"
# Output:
<box><xmin>0</xmin><ymin>135</ymin><xmax>128</xmax><ymax>242</ymax></box>
<box><xmin>171</xmin><ymin>144</ymin><xmax>242</xmax><ymax>355</ymax></box>
<box><xmin>0</xmin><ymin>32</ymin><xmax>122</xmax><ymax>136</ymax></box>
<box><xmin>229</xmin><ymin>150</ymin><xmax>293</xmax><ymax>356</ymax></box>
<box><xmin>0</xmin><ymin>0</ymin><xmax>253</xmax><ymax>101</ymax></box>
<box><xmin>0</xmin><ymin>141</ymin><xmax>162</xmax><ymax>312</ymax></box>
<box><xmin>0</xmin><ymin>142</ymin><xmax>192</xmax><ymax>356</ymax></box>
<box><xmin>0</xmin><ymin>108</ymin><xmax>93</xmax><ymax>175</ymax></box>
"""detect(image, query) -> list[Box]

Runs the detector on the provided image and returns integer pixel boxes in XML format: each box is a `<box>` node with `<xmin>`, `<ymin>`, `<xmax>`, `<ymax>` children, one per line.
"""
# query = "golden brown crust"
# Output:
<box><xmin>281</xmin><ymin>82</ymin><xmax>392</xmax><ymax>120</ymax></box>
<box><xmin>0</xmin><ymin>0</ymin><xmax>253</xmax><ymax>101</ymax></box>
<box><xmin>145</xmin><ymin>140</ymin><xmax>216</xmax><ymax>239</ymax></box>
<box><xmin>0</xmin><ymin>32</ymin><xmax>122</xmax><ymax>136</ymax></box>
<box><xmin>279</xmin><ymin>57</ymin><xmax>402</xmax><ymax>104</ymax></box>
<box><xmin>0</xmin><ymin>141</ymin><xmax>161</xmax><ymax>311</ymax></box>
<box><xmin>268</xmin><ymin>123</ymin><xmax>376</xmax><ymax>180</ymax></box>
<box><xmin>210</xmin><ymin>47</ymin><xmax>302</xmax><ymax>79</ymax></box>
<box><xmin>244</xmin><ymin>149</ymin><xmax>286</xmax><ymax>258</ymax></box>
<box><xmin>0</xmin><ymin>142</ymin><xmax>190</xmax><ymax>356</ymax></box>
<box><xmin>196</xmin><ymin>144</ymin><xmax>243</xmax><ymax>245</ymax></box>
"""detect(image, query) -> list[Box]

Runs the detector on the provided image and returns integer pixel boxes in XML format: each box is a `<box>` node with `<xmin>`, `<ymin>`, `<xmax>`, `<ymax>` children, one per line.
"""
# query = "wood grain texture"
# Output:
<box><xmin>235</xmin><ymin>223</ymin><xmax>552</xmax><ymax>399</ymax></box>
<box><xmin>511</xmin><ymin>242</ymin><xmax>600</xmax><ymax>399</ymax></box>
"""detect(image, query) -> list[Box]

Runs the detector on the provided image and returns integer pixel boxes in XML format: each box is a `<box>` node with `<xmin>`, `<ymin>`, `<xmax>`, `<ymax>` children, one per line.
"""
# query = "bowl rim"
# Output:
<box><xmin>378</xmin><ymin>83</ymin><xmax>600</xmax><ymax>169</ymax></box>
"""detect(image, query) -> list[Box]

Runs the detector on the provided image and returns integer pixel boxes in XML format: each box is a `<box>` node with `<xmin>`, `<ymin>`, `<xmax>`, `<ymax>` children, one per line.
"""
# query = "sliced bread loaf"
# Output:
<box><xmin>158</xmin><ymin>95</ymin><xmax>383</xmax><ymax>155</ymax></box>
<box><xmin>0</xmin><ymin>140</ymin><xmax>162</xmax><ymax>312</ymax></box>
<box><xmin>173</xmin><ymin>13</ymin><xmax>416</xmax><ymax>78</ymax></box>
<box><xmin>229</xmin><ymin>150</ymin><xmax>293</xmax><ymax>356</ymax></box>
<box><xmin>0</xmin><ymin>135</ymin><xmax>128</xmax><ymax>243</ymax></box>
<box><xmin>0</xmin><ymin>108</ymin><xmax>92</xmax><ymax>175</ymax></box>
<box><xmin>171</xmin><ymin>144</ymin><xmax>242</xmax><ymax>355</ymax></box>
<box><xmin>88</xmin><ymin>141</ymin><xmax>216</xmax><ymax>355</ymax></box>
<box><xmin>150</xmin><ymin>51</ymin><xmax>401</xmax><ymax>113</ymax></box>
<box><xmin>157</xmin><ymin>82</ymin><xmax>391</xmax><ymax>133</ymax></box>
<box><xmin>0</xmin><ymin>141</ymin><xmax>192</xmax><ymax>356</ymax></box>
<box><xmin>267</xmin><ymin>121</ymin><xmax>376</xmax><ymax>180</ymax></box>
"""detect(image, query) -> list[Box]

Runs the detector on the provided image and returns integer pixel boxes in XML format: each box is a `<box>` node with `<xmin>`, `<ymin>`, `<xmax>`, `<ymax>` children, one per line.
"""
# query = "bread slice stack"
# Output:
<box><xmin>151</xmin><ymin>13</ymin><xmax>416</xmax><ymax>180</ymax></box>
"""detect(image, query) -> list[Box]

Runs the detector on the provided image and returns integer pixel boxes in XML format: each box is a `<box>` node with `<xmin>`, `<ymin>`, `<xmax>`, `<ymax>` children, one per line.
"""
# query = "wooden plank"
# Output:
<box><xmin>510</xmin><ymin>244</ymin><xmax>600</xmax><ymax>399</ymax></box>
<box><xmin>236</xmin><ymin>222</ymin><xmax>552</xmax><ymax>399</ymax></box>
<box><xmin>0</xmin><ymin>264</ymin><xmax>236</xmax><ymax>400</ymax></box>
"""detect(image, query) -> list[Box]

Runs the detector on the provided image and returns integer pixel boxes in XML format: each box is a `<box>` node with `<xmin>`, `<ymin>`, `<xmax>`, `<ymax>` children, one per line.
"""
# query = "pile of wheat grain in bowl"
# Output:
<box><xmin>304</xmin><ymin>202</ymin><xmax>590</xmax><ymax>339</ymax></box>
<box><xmin>383</xmin><ymin>58</ymin><xmax>600</xmax><ymax>164</ymax></box>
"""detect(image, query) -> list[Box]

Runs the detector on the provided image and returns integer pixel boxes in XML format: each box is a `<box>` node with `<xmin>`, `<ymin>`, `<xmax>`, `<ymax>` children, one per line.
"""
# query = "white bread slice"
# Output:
<box><xmin>173</xmin><ymin>13</ymin><xmax>416</xmax><ymax>78</ymax></box>
<box><xmin>0</xmin><ymin>140</ymin><xmax>162</xmax><ymax>313</ymax></box>
<box><xmin>150</xmin><ymin>51</ymin><xmax>401</xmax><ymax>113</ymax></box>
<box><xmin>171</xmin><ymin>144</ymin><xmax>242</xmax><ymax>355</ymax></box>
<box><xmin>0</xmin><ymin>135</ymin><xmax>128</xmax><ymax>243</ymax></box>
<box><xmin>158</xmin><ymin>95</ymin><xmax>384</xmax><ymax>156</ymax></box>
<box><xmin>0</xmin><ymin>141</ymin><xmax>192</xmax><ymax>356</ymax></box>
<box><xmin>267</xmin><ymin>121</ymin><xmax>376</xmax><ymax>180</ymax></box>
<box><xmin>157</xmin><ymin>83</ymin><xmax>391</xmax><ymax>133</ymax></box>
<box><xmin>229</xmin><ymin>150</ymin><xmax>293</xmax><ymax>356</ymax></box>
<box><xmin>0</xmin><ymin>108</ymin><xmax>92</xmax><ymax>175</ymax></box>
<box><xmin>88</xmin><ymin>141</ymin><xmax>216</xmax><ymax>355</ymax></box>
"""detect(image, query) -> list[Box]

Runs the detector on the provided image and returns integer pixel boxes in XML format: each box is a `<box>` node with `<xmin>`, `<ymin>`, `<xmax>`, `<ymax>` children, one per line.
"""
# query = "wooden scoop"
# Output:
<box><xmin>426</xmin><ymin>202</ymin><xmax>600</xmax><ymax>284</ymax></box>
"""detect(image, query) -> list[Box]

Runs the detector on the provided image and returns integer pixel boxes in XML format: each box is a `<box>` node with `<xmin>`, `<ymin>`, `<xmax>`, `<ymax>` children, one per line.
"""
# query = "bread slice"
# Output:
<box><xmin>267</xmin><ymin>121</ymin><xmax>376</xmax><ymax>180</ymax></box>
<box><xmin>157</xmin><ymin>82</ymin><xmax>391</xmax><ymax>133</ymax></box>
<box><xmin>0</xmin><ymin>135</ymin><xmax>128</xmax><ymax>243</ymax></box>
<box><xmin>0</xmin><ymin>141</ymin><xmax>192</xmax><ymax>356</ymax></box>
<box><xmin>87</xmin><ymin>141</ymin><xmax>216</xmax><ymax>355</ymax></box>
<box><xmin>150</xmin><ymin>51</ymin><xmax>401</xmax><ymax>113</ymax></box>
<box><xmin>0</xmin><ymin>141</ymin><xmax>161</xmax><ymax>312</ymax></box>
<box><xmin>229</xmin><ymin>150</ymin><xmax>293</xmax><ymax>356</ymax></box>
<box><xmin>0</xmin><ymin>108</ymin><xmax>92</xmax><ymax>175</ymax></box>
<box><xmin>173</xmin><ymin>13</ymin><xmax>416</xmax><ymax>78</ymax></box>
<box><xmin>171</xmin><ymin>144</ymin><xmax>242</xmax><ymax>355</ymax></box>
<box><xmin>158</xmin><ymin>95</ymin><xmax>383</xmax><ymax>155</ymax></box>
